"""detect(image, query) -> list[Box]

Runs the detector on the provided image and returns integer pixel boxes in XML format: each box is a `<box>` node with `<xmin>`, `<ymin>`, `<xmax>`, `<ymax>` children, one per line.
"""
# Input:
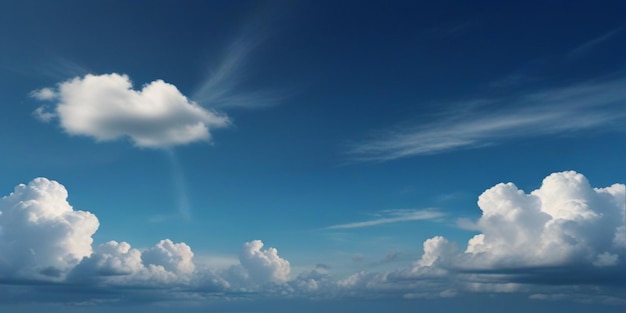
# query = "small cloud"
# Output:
<box><xmin>239</xmin><ymin>240</ymin><xmax>291</xmax><ymax>284</ymax></box>
<box><xmin>455</xmin><ymin>218</ymin><xmax>479</xmax><ymax>231</ymax></box>
<box><xmin>29</xmin><ymin>87</ymin><xmax>57</xmax><ymax>101</ymax></box>
<box><xmin>32</xmin><ymin>106</ymin><xmax>56</xmax><ymax>122</ymax></box>
<box><xmin>326</xmin><ymin>209</ymin><xmax>444</xmax><ymax>230</ymax></box>
<box><xmin>32</xmin><ymin>73</ymin><xmax>230</xmax><ymax>149</ymax></box>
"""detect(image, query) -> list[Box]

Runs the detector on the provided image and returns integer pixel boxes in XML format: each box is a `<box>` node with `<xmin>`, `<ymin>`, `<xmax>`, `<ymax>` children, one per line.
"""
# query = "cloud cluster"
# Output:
<box><xmin>1</xmin><ymin>172</ymin><xmax>624</xmax><ymax>306</ymax></box>
<box><xmin>282</xmin><ymin>171</ymin><xmax>624</xmax><ymax>305</ymax></box>
<box><xmin>347</xmin><ymin>171</ymin><xmax>625</xmax><ymax>300</ymax></box>
<box><xmin>32</xmin><ymin>73</ymin><xmax>229</xmax><ymax>148</ymax></box>
<box><xmin>69</xmin><ymin>239</ymin><xmax>198</xmax><ymax>286</ymax></box>
<box><xmin>0</xmin><ymin>177</ymin><xmax>288</xmax><ymax>294</ymax></box>
<box><xmin>411</xmin><ymin>171</ymin><xmax>625</xmax><ymax>273</ymax></box>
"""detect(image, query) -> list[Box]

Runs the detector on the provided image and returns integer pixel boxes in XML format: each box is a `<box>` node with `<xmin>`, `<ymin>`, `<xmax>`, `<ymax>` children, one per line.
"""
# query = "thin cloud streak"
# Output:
<box><xmin>166</xmin><ymin>149</ymin><xmax>191</xmax><ymax>220</ymax></box>
<box><xmin>567</xmin><ymin>28</ymin><xmax>622</xmax><ymax>59</ymax></box>
<box><xmin>326</xmin><ymin>209</ymin><xmax>444</xmax><ymax>230</ymax></box>
<box><xmin>192</xmin><ymin>4</ymin><xmax>287</xmax><ymax>110</ymax></box>
<box><xmin>348</xmin><ymin>78</ymin><xmax>626</xmax><ymax>162</ymax></box>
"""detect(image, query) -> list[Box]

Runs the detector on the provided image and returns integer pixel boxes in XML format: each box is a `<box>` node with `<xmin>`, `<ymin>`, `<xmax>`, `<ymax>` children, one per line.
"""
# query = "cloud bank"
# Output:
<box><xmin>31</xmin><ymin>73</ymin><xmax>229</xmax><ymax>148</ymax></box>
<box><xmin>0</xmin><ymin>172</ymin><xmax>624</xmax><ymax>305</ymax></box>
<box><xmin>343</xmin><ymin>171</ymin><xmax>625</xmax><ymax>302</ymax></box>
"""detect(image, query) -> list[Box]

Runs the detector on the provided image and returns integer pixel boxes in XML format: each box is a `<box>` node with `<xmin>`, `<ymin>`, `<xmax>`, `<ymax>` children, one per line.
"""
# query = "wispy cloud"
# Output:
<box><xmin>326</xmin><ymin>209</ymin><xmax>444</xmax><ymax>230</ymax></box>
<box><xmin>567</xmin><ymin>28</ymin><xmax>622</xmax><ymax>59</ymax></box>
<box><xmin>192</xmin><ymin>5</ymin><xmax>287</xmax><ymax>110</ymax></box>
<box><xmin>348</xmin><ymin>78</ymin><xmax>626</xmax><ymax>162</ymax></box>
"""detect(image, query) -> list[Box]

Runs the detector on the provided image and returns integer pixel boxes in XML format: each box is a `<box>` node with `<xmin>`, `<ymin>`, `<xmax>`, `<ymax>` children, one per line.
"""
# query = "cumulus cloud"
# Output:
<box><xmin>238</xmin><ymin>240</ymin><xmax>291</xmax><ymax>285</ymax></box>
<box><xmin>0</xmin><ymin>178</ymin><xmax>99</xmax><ymax>280</ymax></box>
<box><xmin>459</xmin><ymin>171</ymin><xmax>625</xmax><ymax>269</ymax></box>
<box><xmin>322</xmin><ymin>171</ymin><xmax>625</xmax><ymax>302</ymax></box>
<box><xmin>69</xmin><ymin>239</ymin><xmax>198</xmax><ymax>286</ymax></box>
<box><xmin>391</xmin><ymin>171</ymin><xmax>626</xmax><ymax>295</ymax></box>
<box><xmin>2</xmin><ymin>173</ymin><xmax>624</xmax><ymax>305</ymax></box>
<box><xmin>32</xmin><ymin>73</ymin><xmax>229</xmax><ymax>148</ymax></box>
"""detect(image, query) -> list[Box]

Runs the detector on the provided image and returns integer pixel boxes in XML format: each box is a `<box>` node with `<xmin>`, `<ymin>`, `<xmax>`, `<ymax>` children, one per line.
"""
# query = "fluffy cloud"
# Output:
<box><xmin>394</xmin><ymin>171</ymin><xmax>626</xmax><ymax>295</ymax></box>
<box><xmin>32</xmin><ymin>73</ymin><xmax>229</xmax><ymax>148</ymax></box>
<box><xmin>69</xmin><ymin>239</ymin><xmax>199</xmax><ymax>286</ymax></box>
<box><xmin>1</xmin><ymin>172</ymin><xmax>624</xmax><ymax>305</ymax></box>
<box><xmin>0</xmin><ymin>178</ymin><xmax>99</xmax><ymax>280</ymax></box>
<box><xmin>324</xmin><ymin>171</ymin><xmax>625</xmax><ymax>302</ymax></box>
<box><xmin>460</xmin><ymin>171</ymin><xmax>625</xmax><ymax>269</ymax></box>
<box><xmin>239</xmin><ymin>240</ymin><xmax>291</xmax><ymax>284</ymax></box>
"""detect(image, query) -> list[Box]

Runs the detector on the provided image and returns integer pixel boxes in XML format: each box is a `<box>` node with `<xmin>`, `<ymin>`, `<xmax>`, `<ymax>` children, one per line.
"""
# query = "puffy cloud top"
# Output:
<box><xmin>142</xmin><ymin>239</ymin><xmax>195</xmax><ymax>275</ymax></box>
<box><xmin>33</xmin><ymin>73</ymin><xmax>230</xmax><ymax>148</ymax></box>
<box><xmin>239</xmin><ymin>240</ymin><xmax>291</xmax><ymax>284</ymax></box>
<box><xmin>0</xmin><ymin>178</ymin><xmax>99</xmax><ymax>279</ymax></box>
<box><xmin>411</xmin><ymin>171</ymin><xmax>625</xmax><ymax>276</ymax></box>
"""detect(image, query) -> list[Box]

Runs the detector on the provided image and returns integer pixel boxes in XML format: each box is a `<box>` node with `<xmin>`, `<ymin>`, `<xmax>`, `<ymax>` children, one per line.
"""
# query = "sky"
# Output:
<box><xmin>0</xmin><ymin>0</ymin><xmax>625</xmax><ymax>312</ymax></box>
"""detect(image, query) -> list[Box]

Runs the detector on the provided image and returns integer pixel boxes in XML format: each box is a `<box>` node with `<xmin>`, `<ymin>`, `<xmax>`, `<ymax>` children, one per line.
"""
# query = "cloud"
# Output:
<box><xmin>30</xmin><ymin>87</ymin><xmax>57</xmax><ymax>101</ymax></box>
<box><xmin>238</xmin><ymin>240</ymin><xmax>291</xmax><ymax>284</ymax></box>
<box><xmin>326</xmin><ymin>209</ymin><xmax>444</xmax><ymax>230</ymax></box>
<box><xmin>458</xmin><ymin>171</ymin><xmax>625</xmax><ymax>269</ymax></box>
<box><xmin>313</xmin><ymin>171</ymin><xmax>625</xmax><ymax>303</ymax></box>
<box><xmin>1</xmin><ymin>173</ymin><xmax>624</xmax><ymax>306</ymax></box>
<box><xmin>567</xmin><ymin>28</ymin><xmax>622</xmax><ymax>59</ymax></box>
<box><xmin>32</xmin><ymin>73</ymin><xmax>230</xmax><ymax>148</ymax></box>
<box><xmin>348</xmin><ymin>78</ymin><xmax>626</xmax><ymax>161</ymax></box>
<box><xmin>69</xmin><ymin>239</ymin><xmax>199</xmax><ymax>286</ymax></box>
<box><xmin>0</xmin><ymin>178</ymin><xmax>99</xmax><ymax>280</ymax></box>
<box><xmin>384</xmin><ymin>171</ymin><xmax>626</xmax><ymax>296</ymax></box>
<box><xmin>32</xmin><ymin>106</ymin><xmax>56</xmax><ymax>122</ymax></box>
<box><xmin>192</xmin><ymin>7</ymin><xmax>284</xmax><ymax>110</ymax></box>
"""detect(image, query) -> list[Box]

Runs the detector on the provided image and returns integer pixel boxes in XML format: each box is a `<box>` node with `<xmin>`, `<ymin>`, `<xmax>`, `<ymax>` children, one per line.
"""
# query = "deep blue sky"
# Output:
<box><xmin>0</xmin><ymin>1</ymin><xmax>625</xmax><ymax>312</ymax></box>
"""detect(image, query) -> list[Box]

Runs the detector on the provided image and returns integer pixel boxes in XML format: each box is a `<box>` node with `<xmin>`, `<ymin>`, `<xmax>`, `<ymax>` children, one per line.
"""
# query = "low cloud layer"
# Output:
<box><xmin>31</xmin><ymin>73</ymin><xmax>229</xmax><ymax>148</ymax></box>
<box><xmin>0</xmin><ymin>172</ymin><xmax>624</xmax><ymax>305</ymax></box>
<box><xmin>343</xmin><ymin>171</ymin><xmax>626</xmax><ymax>302</ymax></box>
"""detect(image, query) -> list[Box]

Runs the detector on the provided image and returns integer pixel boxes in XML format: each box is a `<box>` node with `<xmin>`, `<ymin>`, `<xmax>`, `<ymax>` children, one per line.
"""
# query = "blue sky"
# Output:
<box><xmin>1</xmin><ymin>1</ymin><xmax>625</xmax><ymax>312</ymax></box>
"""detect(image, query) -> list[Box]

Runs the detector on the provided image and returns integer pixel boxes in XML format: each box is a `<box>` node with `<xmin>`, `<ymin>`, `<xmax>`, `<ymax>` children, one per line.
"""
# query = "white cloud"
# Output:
<box><xmin>142</xmin><ymin>239</ymin><xmax>195</xmax><ymax>275</ymax></box>
<box><xmin>333</xmin><ymin>171</ymin><xmax>625</xmax><ymax>301</ymax></box>
<box><xmin>239</xmin><ymin>240</ymin><xmax>291</xmax><ymax>284</ymax></box>
<box><xmin>348</xmin><ymin>78</ymin><xmax>626</xmax><ymax>161</ymax></box>
<box><xmin>32</xmin><ymin>73</ymin><xmax>230</xmax><ymax>148</ymax></box>
<box><xmin>326</xmin><ymin>209</ymin><xmax>444</xmax><ymax>230</ymax></box>
<box><xmin>456</xmin><ymin>171</ymin><xmax>625</xmax><ymax>268</ymax></box>
<box><xmin>1</xmin><ymin>173</ymin><xmax>623</xmax><ymax>305</ymax></box>
<box><xmin>70</xmin><ymin>239</ymin><xmax>198</xmax><ymax>286</ymax></box>
<box><xmin>32</xmin><ymin>106</ymin><xmax>56</xmax><ymax>122</ymax></box>
<box><xmin>192</xmin><ymin>10</ymin><xmax>283</xmax><ymax>110</ymax></box>
<box><xmin>0</xmin><ymin>178</ymin><xmax>99</xmax><ymax>280</ymax></box>
<box><xmin>416</xmin><ymin>236</ymin><xmax>458</xmax><ymax>267</ymax></box>
<box><xmin>30</xmin><ymin>87</ymin><xmax>58</xmax><ymax>101</ymax></box>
